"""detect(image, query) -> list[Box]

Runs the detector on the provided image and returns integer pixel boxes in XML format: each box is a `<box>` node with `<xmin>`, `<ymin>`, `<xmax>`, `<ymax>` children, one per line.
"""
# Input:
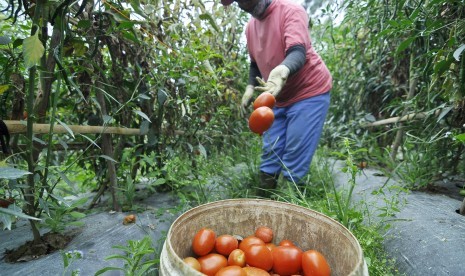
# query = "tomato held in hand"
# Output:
<box><xmin>215</xmin><ymin>234</ymin><xmax>239</xmax><ymax>256</ymax></box>
<box><xmin>271</xmin><ymin>245</ymin><xmax>303</xmax><ymax>275</ymax></box>
<box><xmin>215</xmin><ymin>265</ymin><xmax>247</xmax><ymax>276</ymax></box>
<box><xmin>253</xmin><ymin>92</ymin><xmax>276</xmax><ymax>110</ymax></box>
<box><xmin>228</xmin><ymin>249</ymin><xmax>246</xmax><ymax>267</ymax></box>
<box><xmin>192</xmin><ymin>228</ymin><xmax>217</xmax><ymax>256</ymax></box>
<box><xmin>248</xmin><ymin>106</ymin><xmax>274</xmax><ymax>135</ymax></box>
<box><xmin>301</xmin><ymin>250</ymin><xmax>331</xmax><ymax>276</ymax></box>
<box><xmin>244</xmin><ymin>244</ymin><xmax>273</xmax><ymax>272</ymax></box>
<box><xmin>254</xmin><ymin>226</ymin><xmax>273</xmax><ymax>243</ymax></box>
<box><xmin>197</xmin><ymin>253</ymin><xmax>228</xmax><ymax>276</ymax></box>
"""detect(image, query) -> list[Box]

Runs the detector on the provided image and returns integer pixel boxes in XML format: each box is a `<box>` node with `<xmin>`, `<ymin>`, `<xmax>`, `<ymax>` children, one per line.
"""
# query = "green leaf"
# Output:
<box><xmin>77</xmin><ymin>20</ymin><xmax>91</xmax><ymax>29</ymax></box>
<box><xmin>99</xmin><ymin>155</ymin><xmax>118</xmax><ymax>163</ymax></box>
<box><xmin>134</xmin><ymin>110</ymin><xmax>151</xmax><ymax>123</ymax></box>
<box><xmin>0</xmin><ymin>84</ymin><xmax>9</xmax><ymax>95</ymax></box>
<box><xmin>69</xmin><ymin>211</ymin><xmax>86</xmax><ymax>219</ymax></box>
<box><xmin>0</xmin><ymin>207</ymin><xmax>41</xmax><ymax>221</ymax></box>
<box><xmin>0</xmin><ymin>167</ymin><xmax>32</xmax><ymax>180</ymax></box>
<box><xmin>23</xmin><ymin>30</ymin><xmax>45</xmax><ymax>68</ymax></box>
<box><xmin>94</xmin><ymin>267</ymin><xmax>125</xmax><ymax>276</ymax></box>
<box><xmin>396</xmin><ymin>37</ymin><xmax>415</xmax><ymax>54</ymax></box>
<box><xmin>455</xmin><ymin>133</ymin><xmax>465</xmax><ymax>143</ymax></box>
<box><xmin>56</xmin><ymin>118</ymin><xmax>75</xmax><ymax>138</ymax></box>
<box><xmin>453</xmin><ymin>44</ymin><xmax>465</xmax><ymax>61</ymax></box>
<box><xmin>199</xmin><ymin>13</ymin><xmax>219</xmax><ymax>32</ymax></box>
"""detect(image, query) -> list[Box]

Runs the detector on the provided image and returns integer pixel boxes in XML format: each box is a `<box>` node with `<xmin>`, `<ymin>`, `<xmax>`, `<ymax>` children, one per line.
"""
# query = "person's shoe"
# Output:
<box><xmin>257</xmin><ymin>171</ymin><xmax>278</xmax><ymax>198</ymax></box>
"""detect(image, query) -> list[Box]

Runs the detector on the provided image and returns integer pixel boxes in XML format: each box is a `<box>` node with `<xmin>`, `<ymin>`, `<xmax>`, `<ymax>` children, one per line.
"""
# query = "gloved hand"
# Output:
<box><xmin>256</xmin><ymin>65</ymin><xmax>290</xmax><ymax>98</ymax></box>
<box><xmin>240</xmin><ymin>84</ymin><xmax>255</xmax><ymax>116</ymax></box>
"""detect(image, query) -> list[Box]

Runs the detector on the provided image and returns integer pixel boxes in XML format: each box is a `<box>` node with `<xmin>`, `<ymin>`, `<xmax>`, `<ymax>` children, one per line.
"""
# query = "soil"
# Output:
<box><xmin>3</xmin><ymin>228</ymin><xmax>80</xmax><ymax>263</ymax></box>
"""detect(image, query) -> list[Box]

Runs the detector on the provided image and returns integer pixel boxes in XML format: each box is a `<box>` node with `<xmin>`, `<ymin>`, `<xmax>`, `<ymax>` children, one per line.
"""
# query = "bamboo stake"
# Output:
<box><xmin>4</xmin><ymin>120</ymin><xmax>142</xmax><ymax>135</ymax></box>
<box><xmin>361</xmin><ymin>109</ymin><xmax>441</xmax><ymax>128</ymax></box>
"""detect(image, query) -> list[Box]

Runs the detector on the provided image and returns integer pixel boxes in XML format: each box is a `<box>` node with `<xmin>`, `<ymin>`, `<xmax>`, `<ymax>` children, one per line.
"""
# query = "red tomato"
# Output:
<box><xmin>215</xmin><ymin>234</ymin><xmax>239</xmax><ymax>256</ymax></box>
<box><xmin>192</xmin><ymin>228</ymin><xmax>217</xmax><ymax>256</ymax></box>
<box><xmin>265</xmin><ymin>243</ymin><xmax>276</xmax><ymax>252</ymax></box>
<box><xmin>248</xmin><ymin>106</ymin><xmax>274</xmax><ymax>135</ymax></box>
<box><xmin>228</xmin><ymin>249</ymin><xmax>246</xmax><ymax>267</ymax></box>
<box><xmin>215</xmin><ymin>265</ymin><xmax>247</xmax><ymax>276</ymax></box>
<box><xmin>197</xmin><ymin>253</ymin><xmax>228</xmax><ymax>276</ymax></box>
<box><xmin>242</xmin><ymin>266</ymin><xmax>271</xmax><ymax>276</ymax></box>
<box><xmin>183</xmin><ymin>257</ymin><xmax>201</xmax><ymax>272</ymax></box>
<box><xmin>271</xmin><ymin>245</ymin><xmax>303</xmax><ymax>275</ymax></box>
<box><xmin>244</xmin><ymin>244</ymin><xmax>273</xmax><ymax>272</ymax></box>
<box><xmin>301</xmin><ymin>250</ymin><xmax>331</xmax><ymax>276</ymax></box>
<box><xmin>253</xmin><ymin>92</ymin><xmax>276</xmax><ymax>110</ymax></box>
<box><xmin>239</xmin><ymin>236</ymin><xmax>265</xmax><ymax>252</ymax></box>
<box><xmin>278</xmin><ymin>239</ymin><xmax>295</xmax><ymax>247</ymax></box>
<box><xmin>254</xmin><ymin>226</ymin><xmax>273</xmax><ymax>243</ymax></box>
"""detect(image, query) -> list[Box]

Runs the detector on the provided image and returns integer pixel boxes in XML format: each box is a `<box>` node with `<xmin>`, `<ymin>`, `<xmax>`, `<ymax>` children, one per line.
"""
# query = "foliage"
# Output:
<box><xmin>95</xmin><ymin>235</ymin><xmax>158</xmax><ymax>276</ymax></box>
<box><xmin>313</xmin><ymin>0</ymin><xmax>465</xmax><ymax>187</ymax></box>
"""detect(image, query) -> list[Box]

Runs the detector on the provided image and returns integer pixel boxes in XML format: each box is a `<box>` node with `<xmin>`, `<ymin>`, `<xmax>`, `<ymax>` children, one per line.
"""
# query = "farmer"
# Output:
<box><xmin>221</xmin><ymin>0</ymin><xmax>332</xmax><ymax>196</ymax></box>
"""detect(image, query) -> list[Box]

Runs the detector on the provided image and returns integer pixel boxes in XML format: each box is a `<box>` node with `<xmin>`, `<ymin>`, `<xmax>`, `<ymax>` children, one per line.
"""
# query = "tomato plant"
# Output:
<box><xmin>248</xmin><ymin>106</ymin><xmax>274</xmax><ymax>135</ymax></box>
<box><xmin>253</xmin><ymin>92</ymin><xmax>276</xmax><ymax>110</ymax></box>
<box><xmin>239</xmin><ymin>236</ymin><xmax>265</xmax><ymax>252</ymax></box>
<box><xmin>255</xmin><ymin>226</ymin><xmax>273</xmax><ymax>243</ymax></box>
<box><xmin>192</xmin><ymin>228</ymin><xmax>217</xmax><ymax>256</ymax></box>
<box><xmin>244</xmin><ymin>244</ymin><xmax>273</xmax><ymax>272</ymax></box>
<box><xmin>215</xmin><ymin>265</ymin><xmax>247</xmax><ymax>276</ymax></box>
<box><xmin>302</xmin><ymin>250</ymin><xmax>331</xmax><ymax>276</ymax></box>
<box><xmin>228</xmin><ymin>249</ymin><xmax>246</xmax><ymax>267</ymax></box>
<box><xmin>197</xmin><ymin>253</ymin><xmax>228</xmax><ymax>276</ymax></box>
<box><xmin>216</xmin><ymin>234</ymin><xmax>239</xmax><ymax>256</ymax></box>
<box><xmin>271</xmin><ymin>245</ymin><xmax>303</xmax><ymax>275</ymax></box>
<box><xmin>183</xmin><ymin>257</ymin><xmax>201</xmax><ymax>272</ymax></box>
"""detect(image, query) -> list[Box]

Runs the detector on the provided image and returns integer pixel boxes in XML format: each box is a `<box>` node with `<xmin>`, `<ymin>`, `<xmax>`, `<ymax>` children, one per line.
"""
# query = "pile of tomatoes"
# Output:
<box><xmin>183</xmin><ymin>226</ymin><xmax>331</xmax><ymax>276</ymax></box>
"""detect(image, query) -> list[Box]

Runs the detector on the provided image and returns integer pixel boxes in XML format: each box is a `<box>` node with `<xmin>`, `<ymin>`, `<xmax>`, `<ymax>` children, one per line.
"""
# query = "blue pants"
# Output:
<box><xmin>260</xmin><ymin>92</ymin><xmax>330</xmax><ymax>183</ymax></box>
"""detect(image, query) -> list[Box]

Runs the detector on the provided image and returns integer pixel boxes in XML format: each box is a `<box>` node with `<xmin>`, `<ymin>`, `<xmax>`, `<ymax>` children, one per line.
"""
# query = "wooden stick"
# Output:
<box><xmin>4</xmin><ymin>120</ymin><xmax>142</xmax><ymax>135</ymax></box>
<box><xmin>361</xmin><ymin>110</ymin><xmax>441</xmax><ymax>128</ymax></box>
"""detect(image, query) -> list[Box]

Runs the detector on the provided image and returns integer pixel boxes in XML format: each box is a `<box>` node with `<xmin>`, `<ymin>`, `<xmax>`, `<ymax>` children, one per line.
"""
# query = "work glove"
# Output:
<box><xmin>256</xmin><ymin>65</ymin><xmax>290</xmax><ymax>98</ymax></box>
<box><xmin>240</xmin><ymin>84</ymin><xmax>255</xmax><ymax>117</ymax></box>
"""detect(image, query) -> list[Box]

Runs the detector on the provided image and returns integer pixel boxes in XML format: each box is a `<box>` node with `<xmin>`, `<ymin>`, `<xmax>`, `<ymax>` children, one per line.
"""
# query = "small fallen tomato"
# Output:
<box><xmin>192</xmin><ymin>228</ymin><xmax>217</xmax><ymax>256</ymax></box>
<box><xmin>122</xmin><ymin>214</ymin><xmax>136</xmax><ymax>225</ymax></box>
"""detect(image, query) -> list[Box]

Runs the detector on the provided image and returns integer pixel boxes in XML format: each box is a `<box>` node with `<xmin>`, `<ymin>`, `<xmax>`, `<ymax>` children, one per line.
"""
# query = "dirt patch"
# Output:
<box><xmin>3</xmin><ymin>229</ymin><xmax>80</xmax><ymax>263</ymax></box>
<box><xmin>416</xmin><ymin>180</ymin><xmax>464</xmax><ymax>201</ymax></box>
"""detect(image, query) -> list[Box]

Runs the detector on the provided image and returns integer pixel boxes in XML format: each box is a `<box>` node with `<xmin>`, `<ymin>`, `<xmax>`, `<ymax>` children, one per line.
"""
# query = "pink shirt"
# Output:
<box><xmin>245</xmin><ymin>0</ymin><xmax>332</xmax><ymax>107</ymax></box>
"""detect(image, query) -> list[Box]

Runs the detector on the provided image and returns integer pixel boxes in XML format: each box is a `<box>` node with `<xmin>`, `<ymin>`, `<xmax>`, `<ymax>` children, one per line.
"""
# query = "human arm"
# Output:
<box><xmin>256</xmin><ymin>44</ymin><xmax>306</xmax><ymax>97</ymax></box>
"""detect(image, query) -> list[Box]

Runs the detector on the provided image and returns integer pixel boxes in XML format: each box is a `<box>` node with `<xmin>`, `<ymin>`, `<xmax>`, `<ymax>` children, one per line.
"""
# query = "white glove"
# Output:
<box><xmin>240</xmin><ymin>84</ymin><xmax>255</xmax><ymax>116</ymax></box>
<box><xmin>256</xmin><ymin>65</ymin><xmax>290</xmax><ymax>98</ymax></box>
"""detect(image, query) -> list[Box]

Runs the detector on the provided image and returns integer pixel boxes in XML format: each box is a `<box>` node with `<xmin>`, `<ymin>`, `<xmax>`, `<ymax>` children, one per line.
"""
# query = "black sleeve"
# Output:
<box><xmin>248</xmin><ymin>61</ymin><xmax>262</xmax><ymax>86</ymax></box>
<box><xmin>281</xmin><ymin>44</ymin><xmax>306</xmax><ymax>75</ymax></box>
